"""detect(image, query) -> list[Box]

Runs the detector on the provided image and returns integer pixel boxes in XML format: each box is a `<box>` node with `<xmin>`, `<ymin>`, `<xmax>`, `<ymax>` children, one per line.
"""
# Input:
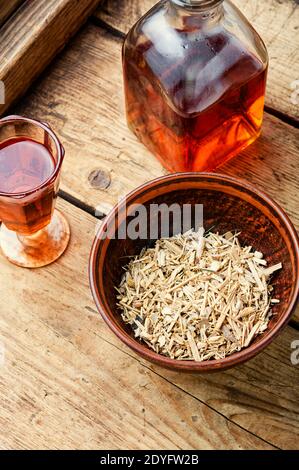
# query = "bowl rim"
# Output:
<box><xmin>89</xmin><ymin>172</ymin><xmax>299</xmax><ymax>371</ymax></box>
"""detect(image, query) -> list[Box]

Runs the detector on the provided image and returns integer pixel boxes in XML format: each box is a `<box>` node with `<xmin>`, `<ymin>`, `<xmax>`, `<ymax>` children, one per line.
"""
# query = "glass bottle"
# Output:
<box><xmin>122</xmin><ymin>0</ymin><xmax>268</xmax><ymax>172</ymax></box>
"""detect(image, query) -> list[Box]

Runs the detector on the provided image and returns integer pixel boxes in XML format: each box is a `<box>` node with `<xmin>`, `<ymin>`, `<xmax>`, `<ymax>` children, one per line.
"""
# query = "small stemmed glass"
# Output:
<box><xmin>0</xmin><ymin>115</ymin><xmax>70</xmax><ymax>268</ymax></box>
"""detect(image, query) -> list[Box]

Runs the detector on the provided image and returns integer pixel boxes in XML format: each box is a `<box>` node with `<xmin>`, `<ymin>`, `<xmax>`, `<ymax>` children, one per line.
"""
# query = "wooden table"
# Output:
<box><xmin>0</xmin><ymin>0</ymin><xmax>299</xmax><ymax>450</ymax></box>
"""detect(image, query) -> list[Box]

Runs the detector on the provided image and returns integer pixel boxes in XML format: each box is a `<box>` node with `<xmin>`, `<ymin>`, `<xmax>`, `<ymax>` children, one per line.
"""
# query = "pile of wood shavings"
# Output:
<box><xmin>116</xmin><ymin>229</ymin><xmax>282</xmax><ymax>361</ymax></box>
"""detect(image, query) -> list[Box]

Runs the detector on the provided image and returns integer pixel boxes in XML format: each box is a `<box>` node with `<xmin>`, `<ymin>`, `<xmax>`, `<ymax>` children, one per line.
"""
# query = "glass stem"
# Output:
<box><xmin>17</xmin><ymin>227</ymin><xmax>50</xmax><ymax>249</ymax></box>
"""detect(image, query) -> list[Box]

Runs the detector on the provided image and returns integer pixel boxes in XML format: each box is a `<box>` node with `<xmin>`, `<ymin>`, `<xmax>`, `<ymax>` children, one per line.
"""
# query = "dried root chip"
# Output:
<box><xmin>116</xmin><ymin>228</ymin><xmax>282</xmax><ymax>362</ymax></box>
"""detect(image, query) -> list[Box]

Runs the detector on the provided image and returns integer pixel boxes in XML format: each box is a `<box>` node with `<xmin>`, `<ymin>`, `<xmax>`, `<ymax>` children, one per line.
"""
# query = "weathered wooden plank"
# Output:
<box><xmin>0</xmin><ymin>0</ymin><xmax>24</xmax><ymax>27</ymax></box>
<box><xmin>95</xmin><ymin>0</ymin><xmax>299</xmax><ymax>121</ymax></box>
<box><xmin>0</xmin><ymin>0</ymin><xmax>102</xmax><ymax>115</ymax></box>
<box><xmin>0</xmin><ymin>198</ymin><xmax>276</xmax><ymax>450</ymax></box>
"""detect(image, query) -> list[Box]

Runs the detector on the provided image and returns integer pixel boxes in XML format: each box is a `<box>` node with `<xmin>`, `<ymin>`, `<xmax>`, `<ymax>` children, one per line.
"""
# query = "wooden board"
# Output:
<box><xmin>1</xmin><ymin>197</ymin><xmax>299</xmax><ymax>449</ymax></box>
<box><xmin>95</xmin><ymin>0</ymin><xmax>299</xmax><ymax>122</ymax></box>
<box><xmin>0</xmin><ymin>0</ymin><xmax>102</xmax><ymax>115</ymax></box>
<box><xmin>0</xmin><ymin>0</ymin><xmax>24</xmax><ymax>27</ymax></box>
<box><xmin>1</xmin><ymin>3</ymin><xmax>298</xmax><ymax>450</ymax></box>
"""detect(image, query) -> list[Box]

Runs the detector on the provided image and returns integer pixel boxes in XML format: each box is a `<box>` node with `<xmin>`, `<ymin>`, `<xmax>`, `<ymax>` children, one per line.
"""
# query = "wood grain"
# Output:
<box><xmin>14</xmin><ymin>25</ymin><xmax>299</xmax><ymax>228</ymax></box>
<box><xmin>95</xmin><ymin>0</ymin><xmax>299</xmax><ymax>121</ymax></box>
<box><xmin>0</xmin><ymin>0</ymin><xmax>24</xmax><ymax>27</ymax></box>
<box><xmin>1</xmin><ymin>0</ymin><xmax>298</xmax><ymax>451</ymax></box>
<box><xmin>0</xmin><ymin>0</ymin><xmax>102</xmax><ymax>115</ymax></box>
<box><xmin>0</xmin><ymin>198</ymin><xmax>277</xmax><ymax>450</ymax></box>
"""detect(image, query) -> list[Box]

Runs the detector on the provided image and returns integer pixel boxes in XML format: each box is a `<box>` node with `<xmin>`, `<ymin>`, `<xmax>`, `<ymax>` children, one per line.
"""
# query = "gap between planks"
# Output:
<box><xmin>58</xmin><ymin>189</ymin><xmax>105</xmax><ymax>218</ymax></box>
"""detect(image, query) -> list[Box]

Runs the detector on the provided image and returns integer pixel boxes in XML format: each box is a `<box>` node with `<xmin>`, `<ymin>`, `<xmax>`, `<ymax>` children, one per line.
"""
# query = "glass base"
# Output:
<box><xmin>0</xmin><ymin>209</ymin><xmax>70</xmax><ymax>268</ymax></box>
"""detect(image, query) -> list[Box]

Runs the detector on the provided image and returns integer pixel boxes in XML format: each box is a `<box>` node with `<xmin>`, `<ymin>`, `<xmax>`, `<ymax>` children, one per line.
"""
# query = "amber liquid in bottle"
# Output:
<box><xmin>123</xmin><ymin>27</ymin><xmax>267</xmax><ymax>172</ymax></box>
<box><xmin>0</xmin><ymin>137</ymin><xmax>56</xmax><ymax>234</ymax></box>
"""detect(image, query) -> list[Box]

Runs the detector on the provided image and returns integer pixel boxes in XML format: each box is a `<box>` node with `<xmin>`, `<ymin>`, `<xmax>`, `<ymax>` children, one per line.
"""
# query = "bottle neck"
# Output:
<box><xmin>170</xmin><ymin>0</ymin><xmax>224</xmax><ymax>11</ymax></box>
<box><xmin>169</xmin><ymin>0</ymin><xmax>224</xmax><ymax>26</ymax></box>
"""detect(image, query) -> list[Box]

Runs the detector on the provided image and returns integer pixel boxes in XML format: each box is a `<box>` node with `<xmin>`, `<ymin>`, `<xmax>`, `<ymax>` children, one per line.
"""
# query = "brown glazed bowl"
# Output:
<box><xmin>89</xmin><ymin>173</ymin><xmax>299</xmax><ymax>372</ymax></box>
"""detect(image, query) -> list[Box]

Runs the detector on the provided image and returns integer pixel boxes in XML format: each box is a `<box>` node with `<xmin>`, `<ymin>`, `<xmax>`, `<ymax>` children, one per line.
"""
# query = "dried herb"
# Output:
<box><xmin>116</xmin><ymin>229</ymin><xmax>282</xmax><ymax>361</ymax></box>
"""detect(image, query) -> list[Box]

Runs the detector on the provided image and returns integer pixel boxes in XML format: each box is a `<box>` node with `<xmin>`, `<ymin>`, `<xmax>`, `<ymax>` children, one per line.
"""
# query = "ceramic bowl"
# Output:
<box><xmin>89</xmin><ymin>173</ymin><xmax>299</xmax><ymax>372</ymax></box>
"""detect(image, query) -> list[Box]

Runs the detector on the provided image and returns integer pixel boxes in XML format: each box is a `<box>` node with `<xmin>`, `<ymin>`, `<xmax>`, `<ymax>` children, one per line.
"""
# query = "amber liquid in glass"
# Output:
<box><xmin>0</xmin><ymin>137</ymin><xmax>55</xmax><ymax>234</ymax></box>
<box><xmin>123</xmin><ymin>29</ymin><xmax>267</xmax><ymax>172</ymax></box>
